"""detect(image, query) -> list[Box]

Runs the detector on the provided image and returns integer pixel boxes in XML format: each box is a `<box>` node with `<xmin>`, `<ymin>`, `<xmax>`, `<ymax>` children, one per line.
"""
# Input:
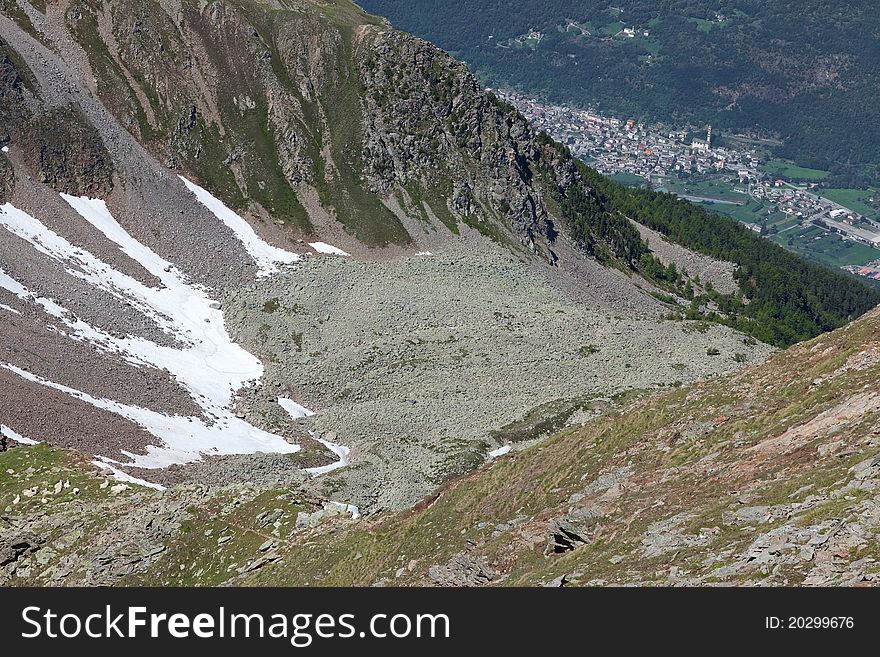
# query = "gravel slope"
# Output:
<box><xmin>224</xmin><ymin>243</ymin><xmax>774</xmax><ymax>511</ymax></box>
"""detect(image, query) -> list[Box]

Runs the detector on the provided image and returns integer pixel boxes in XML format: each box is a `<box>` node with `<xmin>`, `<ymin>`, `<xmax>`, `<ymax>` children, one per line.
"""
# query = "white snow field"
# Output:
<box><xmin>179</xmin><ymin>176</ymin><xmax>300</xmax><ymax>276</ymax></box>
<box><xmin>309</xmin><ymin>241</ymin><xmax>350</xmax><ymax>256</ymax></box>
<box><xmin>1</xmin><ymin>424</ymin><xmax>40</xmax><ymax>446</ymax></box>
<box><xmin>0</xmin><ymin>194</ymin><xmax>347</xmax><ymax>480</ymax></box>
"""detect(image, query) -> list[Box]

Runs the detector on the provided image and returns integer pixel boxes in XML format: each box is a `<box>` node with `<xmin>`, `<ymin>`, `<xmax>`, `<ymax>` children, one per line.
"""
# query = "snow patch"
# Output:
<box><xmin>277</xmin><ymin>397</ymin><xmax>314</xmax><ymax>420</ymax></box>
<box><xmin>277</xmin><ymin>396</ymin><xmax>354</xmax><ymax>476</ymax></box>
<box><xmin>1</xmin><ymin>146</ymin><xmax>8</xmax><ymax>153</ymax></box>
<box><xmin>91</xmin><ymin>457</ymin><xmax>167</xmax><ymax>491</ymax></box>
<box><xmin>3</xmin><ymin>363</ymin><xmax>301</xmax><ymax>470</ymax></box>
<box><xmin>305</xmin><ymin>437</ymin><xmax>351</xmax><ymax>476</ymax></box>
<box><xmin>3</xmin><ymin>264</ymin><xmax>152</xmax><ymax>358</ymax></box>
<box><xmin>1</xmin><ymin>424</ymin><xmax>40</xmax><ymax>445</ymax></box>
<box><xmin>179</xmin><ymin>176</ymin><xmax>299</xmax><ymax>276</ymax></box>
<box><xmin>25</xmin><ymin>195</ymin><xmax>270</xmax><ymax>406</ymax></box>
<box><xmin>488</xmin><ymin>444</ymin><xmax>512</xmax><ymax>458</ymax></box>
<box><xmin>309</xmin><ymin>242</ymin><xmax>350</xmax><ymax>256</ymax></box>
<box><xmin>0</xmin><ymin>199</ymin><xmax>302</xmax><ymax>472</ymax></box>
<box><xmin>276</xmin><ymin>400</ymin><xmax>353</xmax><ymax>477</ymax></box>
<box><xmin>0</xmin><ymin>303</ymin><xmax>20</xmax><ymax>315</ymax></box>
<box><xmin>2</xmin><ymin>265</ymin><xmax>70</xmax><ymax>322</ymax></box>
<box><xmin>415</xmin><ymin>251</ymin><xmax>433</xmax><ymax>256</ymax></box>
<box><xmin>0</xmin><ymin>266</ymin><xmax>28</xmax><ymax>298</ymax></box>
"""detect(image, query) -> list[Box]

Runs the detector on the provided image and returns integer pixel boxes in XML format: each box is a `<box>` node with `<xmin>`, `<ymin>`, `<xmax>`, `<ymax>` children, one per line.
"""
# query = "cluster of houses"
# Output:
<box><xmin>496</xmin><ymin>90</ymin><xmax>760</xmax><ymax>181</ymax></box>
<box><xmin>496</xmin><ymin>89</ymin><xmax>880</xmax><ymax>267</ymax></box>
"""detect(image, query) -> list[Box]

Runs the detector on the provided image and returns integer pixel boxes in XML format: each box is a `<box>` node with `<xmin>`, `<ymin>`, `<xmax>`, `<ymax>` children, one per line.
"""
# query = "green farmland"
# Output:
<box><xmin>817</xmin><ymin>187</ymin><xmax>880</xmax><ymax>221</ymax></box>
<box><xmin>771</xmin><ymin>224</ymin><xmax>880</xmax><ymax>269</ymax></box>
<box><xmin>761</xmin><ymin>159</ymin><xmax>829</xmax><ymax>181</ymax></box>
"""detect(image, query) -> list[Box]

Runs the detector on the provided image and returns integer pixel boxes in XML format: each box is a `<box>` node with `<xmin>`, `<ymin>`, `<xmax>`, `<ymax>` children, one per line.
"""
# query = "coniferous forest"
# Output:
<box><xmin>529</xmin><ymin>136</ymin><xmax>880</xmax><ymax>347</ymax></box>
<box><xmin>568</xmin><ymin>155</ymin><xmax>880</xmax><ymax>347</ymax></box>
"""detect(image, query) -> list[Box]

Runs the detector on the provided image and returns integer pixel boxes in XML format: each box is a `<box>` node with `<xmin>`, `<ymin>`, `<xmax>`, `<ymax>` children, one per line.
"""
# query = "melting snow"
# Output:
<box><xmin>277</xmin><ymin>397</ymin><xmax>314</xmax><ymax>420</ymax></box>
<box><xmin>305</xmin><ymin>436</ymin><xmax>351</xmax><ymax>476</ymax></box>
<box><xmin>3</xmin><ymin>363</ymin><xmax>300</xmax><ymax>469</ymax></box>
<box><xmin>276</xmin><ymin>398</ymin><xmax>352</xmax><ymax>477</ymax></box>
<box><xmin>309</xmin><ymin>242</ymin><xmax>350</xmax><ymax>256</ymax></box>
<box><xmin>178</xmin><ymin>176</ymin><xmax>299</xmax><ymax>276</ymax></box>
<box><xmin>0</xmin><ymin>200</ymin><xmax>301</xmax><ymax>471</ymax></box>
<box><xmin>90</xmin><ymin>457</ymin><xmax>166</xmax><ymax>490</ymax></box>
<box><xmin>0</xmin><ymin>193</ymin><xmax>355</xmax><ymax>481</ymax></box>
<box><xmin>1</xmin><ymin>424</ymin><xmax>40</xmax><ymax>445</ymax></box>
<box><xmin>0</xmin><ymin>266</ymin><xmax>28</xmax><ymax>297</ymax></box>
<box><xmin>488</xmin><ymin>444</ymin><xmax>512</xmax><ymax>458</ymax></box>
<box><xmin>2</xmin><ymin>264</ymin><xmax>112</xmax><ymax>340</ymax></box>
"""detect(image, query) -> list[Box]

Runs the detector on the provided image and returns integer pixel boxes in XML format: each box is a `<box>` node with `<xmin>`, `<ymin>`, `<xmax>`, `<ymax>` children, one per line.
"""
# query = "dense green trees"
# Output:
<box><xmin>567</xmin><ymin>161</ymin><xmax>880</xmax><ymax>346</ymax></box>
<box><xmin>527</xmin><ymin>135</ymin><xmax>879</xmax><ymax>346</ymax></box>
<box><xmin>523</xmin><ymin>122</ymin><xmax>880</xmax><ymax>347</ymax></box>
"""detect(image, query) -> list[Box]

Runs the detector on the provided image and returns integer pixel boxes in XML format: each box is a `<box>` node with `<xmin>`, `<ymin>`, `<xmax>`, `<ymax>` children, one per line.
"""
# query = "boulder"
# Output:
<box><xmin>546</xmin><ymin>518</ymin><xmax>590</xmax><ymax>554</ymax></box>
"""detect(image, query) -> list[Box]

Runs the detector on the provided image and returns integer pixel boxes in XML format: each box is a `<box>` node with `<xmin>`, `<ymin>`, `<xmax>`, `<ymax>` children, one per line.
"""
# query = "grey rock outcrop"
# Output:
<box><xmin>546</xmin><ymin>518</ymin><xmax>590</xmax><ymax>554</ymax></box>
<box><xmin>428</xmin><ymin>554</ymin><xmax>495</xmax><ymax>586</ymax></box>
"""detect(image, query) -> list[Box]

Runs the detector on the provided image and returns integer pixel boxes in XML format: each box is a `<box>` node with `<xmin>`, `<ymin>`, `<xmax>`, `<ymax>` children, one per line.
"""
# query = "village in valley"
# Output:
<box><xmin>496</xmin><ymin>89</ymin><xmax>880</xmax><ymax>280</ymax></box>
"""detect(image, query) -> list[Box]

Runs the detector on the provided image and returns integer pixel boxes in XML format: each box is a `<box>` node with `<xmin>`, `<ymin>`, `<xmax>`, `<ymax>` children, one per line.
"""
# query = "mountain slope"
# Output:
<box><xmin>243</xmin><ymin>305</ymin><xmax>880</xmax><ymax>586</ymax></box>
<box><xmin>2</xmin><ymin>1</ymin><xmax>877</xmax><ymax>343</ymax></box>
<box><xmin>0</xmin><ymin>0</ymin><xmax>878</xmax><ymax>578</ymax></box>
<box><xmin>0</xmin><ymin>0</ymin><xmax>772</xmax><ymax>512</ymax></box>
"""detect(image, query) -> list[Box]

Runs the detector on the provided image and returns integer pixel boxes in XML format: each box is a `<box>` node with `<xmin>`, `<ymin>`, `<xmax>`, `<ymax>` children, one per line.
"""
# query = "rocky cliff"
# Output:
<box><xmin>1</xmin><ymin>0</ymin><xmax>642</xmax><ymax>261</ymax></box>
<box><xmin>1</xmin><ymin>41</ymin><xmax>113</xmax><ymax>198</ymax></box>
